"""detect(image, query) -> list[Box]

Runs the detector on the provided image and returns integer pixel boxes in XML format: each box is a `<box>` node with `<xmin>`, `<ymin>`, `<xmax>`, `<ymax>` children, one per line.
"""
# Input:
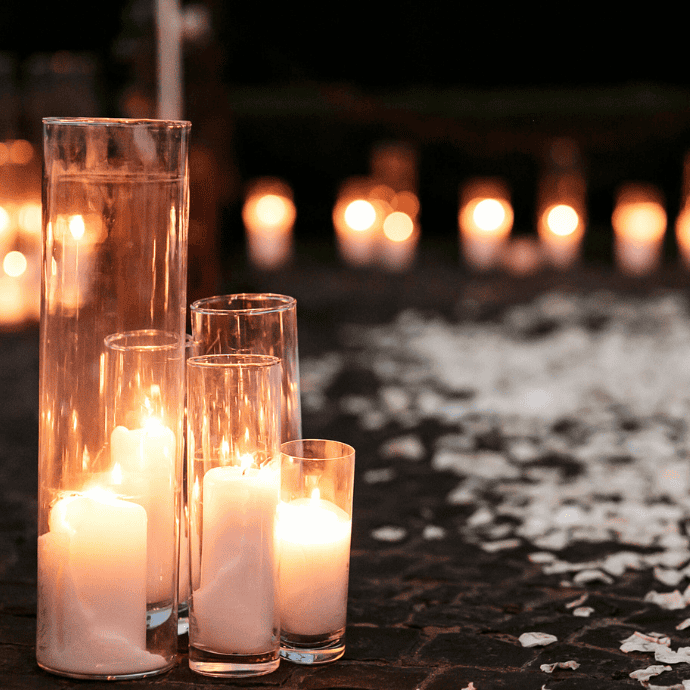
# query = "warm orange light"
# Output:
<box><xmin>383</xmin><ymin>212</ymin><xmax>414</xmax><ymax>242</ymax></box>
<box><xmin>344</xmin><ymin>199</ymin><xmax>377</xmax><ymax>232</ymax></box>
<box><xmin>545</xmin><ymin>204</ymin><xmax>579</xmax><ymax>237</ymax></box>
<box><xmin>612</xmin><ymin>201</ymin><xmax>666</xmax><ymax>243</ymax></box>
<box><xmin>473</xmin><ymin>199</ymin><xmax>505</xmax><ymax>232</ymax></box>
<box><xmin>9</xmin><ymin>139</ymin><xmax>34</xmax><ymax>166</ymax></box>
<box><xmin>0</xmin><ymin>206</ymin><xmax>10</xmax><ymax>235</ymax></box>
<box><xmin>254</xmin><ymin>194</ymin><xmax>291</xmax><ymax>228</ymax></box>
<box><xmin>18</xmin><ymin>202</ymin><xmax>42</xmax><ymax>236</ymax></box>
<box><xmin>3</xmin><ymin>250</ymin><xmax>27</xmax><ymax>277</ymax></box>
<box><xmin>391</xmin><ymin>191</ymin><xmax>420</xmax><ymax>218</ymax></box>
<box><xmin>69</xmin><ymin>215</ymin><xmax>86</xmax><ymax>240</ymax></box>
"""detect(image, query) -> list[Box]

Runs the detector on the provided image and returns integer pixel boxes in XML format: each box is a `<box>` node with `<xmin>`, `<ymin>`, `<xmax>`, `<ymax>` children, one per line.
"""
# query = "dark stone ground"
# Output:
<box><xmin>4</xmin><ymin>257</ymin><xmax>690</xmax><ymax>689</ymax></box>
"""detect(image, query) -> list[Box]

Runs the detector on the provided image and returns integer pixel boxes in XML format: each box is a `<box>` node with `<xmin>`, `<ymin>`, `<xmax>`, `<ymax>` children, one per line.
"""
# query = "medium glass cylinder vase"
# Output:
<box><xmin>37</xmin><ymin>118</ymin><xmax>190</xmax><ymax>680</ymax></box>
<box><xmin>186</xmin><ymin>354</ymin><xmax>282</xmax><ymax>677</ymax></box>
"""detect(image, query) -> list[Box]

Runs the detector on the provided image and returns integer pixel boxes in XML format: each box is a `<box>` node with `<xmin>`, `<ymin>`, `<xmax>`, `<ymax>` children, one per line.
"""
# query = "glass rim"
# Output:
<box><xmin>42</xmin><ymin>117</ymin><xmax>191</xmax><ymax>129</ymax></box>
<box><xmin>281</xmin><ymin>439</ymin><xmax>355</xmax><ymax>462</ymax></box>
<box><xmin>104</xmin><ymin>329</ymin><xmax>181</xmax><ymax>352</ymax></box>
<box><xmin>190</xmin><ymin>293</ymin><xmax>296</xmax><ymax>316</ymax></box>
<box><xmin>187</xmin><ymin>353</ymin><xmax>281</xmax><ymax>369</ymax></box>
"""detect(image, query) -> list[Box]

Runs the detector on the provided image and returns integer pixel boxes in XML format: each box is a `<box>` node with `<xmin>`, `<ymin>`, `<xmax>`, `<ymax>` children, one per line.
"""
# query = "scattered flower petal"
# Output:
<box><xmin>573</xmin><ymin>606</ymin><xmax>595</xmax><ymax>617</ymax></box>
<box><xmin>540</xmin><ymin>660</ymin><xmax>580</xmax><ymax>673</ymax></box>
<box><xmin>573</xmin><ymin>569</ymin><xmax>614</xmax><ymax>585</ymax></box>
<box><xmin>370</xmin><ymin>526</ymin><xmax>407</xmax><ymax>542</ymax></box>
<box><xmin>519</xmin><ymin>632</ymin><xmax>558</xmax><ymax>648</ymax></box>
<box><xmin>629</xmin><ymin>665</ymin><xmax>672</xmax><ymax>682</ymax></box>
<box><xmin>644</xmin><ymin>590</ymin><xmax>688</xmax><ymax>610</ymax></box>
<box><xmin>481</xmin><ymin>538</ymin><xmax>521</xmax><ymax>552</ymax></box>
<box><xmin>621</xmin><ymin>632</ymin><xmax>671</xmax><ymax>653</ymax></box>
<box><xmin>654</xmin><ymin>646</ymin><xmax>690</xmax><ymax>664</ymax></box>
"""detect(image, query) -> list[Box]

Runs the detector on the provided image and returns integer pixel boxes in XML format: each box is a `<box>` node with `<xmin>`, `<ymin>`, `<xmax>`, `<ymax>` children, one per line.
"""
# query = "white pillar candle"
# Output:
<box><xmin>277</xmin><ymin>494</ymin><xmax>352</xmax><ymax>635</ymax></box>
<box><xmin>110</xmin><ymin>423</ymin><xmax>177</xmax><ymax>604</ymax></box>
<box><xmin>192</xmin><ymin>463</ymin><xmax>279</xmax><ymax>655</ymax></box>
<box><xmin>36</xmin><ymin>491</ymin><xmax>166</xmax><ymax>676</ymax></box>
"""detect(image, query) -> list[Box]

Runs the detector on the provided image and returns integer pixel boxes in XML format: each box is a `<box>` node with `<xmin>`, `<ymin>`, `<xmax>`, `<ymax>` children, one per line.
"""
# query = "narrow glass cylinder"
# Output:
<box><xmin>37</xmin><ymin>118</ymin><xmax>190</xmax><ymax>680</ymax></box>
<box><xmin>278</xmin><ymin>439</ymin><xmax>355</xmax><ymax>664</ymax></box>
<box><xmin>190</xmin><ymin>293</ymin><xmax>301</xmax><ymax>443</ymax></box>
<box><xmin>186</xmin><ymin>354</ymin><xmax>282</xmax><ymax>677</ymax></box>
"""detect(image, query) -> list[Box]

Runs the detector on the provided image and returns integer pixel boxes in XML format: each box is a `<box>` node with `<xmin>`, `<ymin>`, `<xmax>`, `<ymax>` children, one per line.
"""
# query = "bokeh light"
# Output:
<box><xmin>3</xmin><ymin>250</ymin><xmax>27</xmax><ymax>277</ymax></box>
<box><xmin>344</xmin><ymin>200</ymin><xmax>377</xmax><ymax>232</ymax></box>
<box><xmin>383</xmin><ymin>212</ymin><xmax>414</xmax><ymax>242</ymax></box>
<box><xmin>545</xmin><ymin>204</ymin><xmax>579</xmax><ymax>237</ymax></box>
<box><xmin>473</xmin><ymin>199</ymin><xmax>506</xmax><ymax>232</ymax></box>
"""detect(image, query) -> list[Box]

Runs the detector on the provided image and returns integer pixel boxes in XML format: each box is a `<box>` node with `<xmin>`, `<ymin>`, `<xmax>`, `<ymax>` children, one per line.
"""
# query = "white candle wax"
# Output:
<box><xmin>192</xmin><ymin>463</ymin><xmax>279</xmax><ymax>655</ymax></box>
<box><xmin>110</xmin><ymin>423</ymin><xmax>176</xmax><ymax>604</ymax></box>
<box><xmin>277</xmin><ymin>497</ymin><xmax>352</xmax><ymax>635</ymax></box>
<box><xmin>36</xmin><ymin>491</ymin><xmax>166</xmax><ymax>675</ymax></box>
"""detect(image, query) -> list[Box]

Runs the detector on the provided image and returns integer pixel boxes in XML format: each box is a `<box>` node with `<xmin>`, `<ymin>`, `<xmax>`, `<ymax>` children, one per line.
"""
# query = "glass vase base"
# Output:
<box><xmin>37</xmin><ymin>658</ymin><xmax>175</xmax><ymax>681</ymax></box>
<box><xmin>280</xmin><ymin>629</ymin><xmax>345</xmax><ymax>665</ymax></box>
<box><xmin>188</xmin><ymin>645</ymin><xmax>280</xmax><ymax>677</ymax></box>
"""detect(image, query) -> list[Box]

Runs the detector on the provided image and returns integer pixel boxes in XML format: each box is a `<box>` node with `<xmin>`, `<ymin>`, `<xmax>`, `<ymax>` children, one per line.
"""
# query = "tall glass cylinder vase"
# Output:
<box><xmin>37</xmin><ymin>118</ymin><xmax>191</xmax><ymax>680</ymax></box>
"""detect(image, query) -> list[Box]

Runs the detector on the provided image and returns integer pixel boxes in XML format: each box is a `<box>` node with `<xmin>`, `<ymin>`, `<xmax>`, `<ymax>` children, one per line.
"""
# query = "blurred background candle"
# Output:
<box><xmin>0</xmin><ymin>138</ymin><xmax>41</xmax><ymax>327</ymax></box>
<box><xmin>279</xmin><ymin>439</ymin><xmax>355</xmax><ymax>665</ymax></box>
<box><xmin>612</xmin><ymin>182</ymin><xmax>667</xmax><ymax>276</ymax></box>
<box><xmin>333</xmin><ymin>177</ymin><xmax>385</xmax><ymax>268</ymax></box>
<box><xmin>378</xmin><ymin>189</ymin><xmax>420</xmax><ymax>272</ymax></box>
<box><xmin>458</xmin><ymin>178</ymin><xmax>513</xmax><ymax>271</ymax></box>
<box><xmin>242</xmin><ymin>177</ymin><xmax>296</xmax><ymax>271</ymax></box>
<box><xmin>537</xmin><ymin>139</ymin><xmax>587</xmax><ymax>270</ymax></box>
<box><xmin>675</xmin><ymin>151</ymin><xmax>690</xmax><ymax>269</ymax></box>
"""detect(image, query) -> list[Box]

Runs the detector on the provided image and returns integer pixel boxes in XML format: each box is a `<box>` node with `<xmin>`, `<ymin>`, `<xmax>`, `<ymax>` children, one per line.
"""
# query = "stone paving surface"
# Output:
<box><xmin>4</xmin><ymin>264</ymin><xmax>690</xmax><ymax>689</ymax></box>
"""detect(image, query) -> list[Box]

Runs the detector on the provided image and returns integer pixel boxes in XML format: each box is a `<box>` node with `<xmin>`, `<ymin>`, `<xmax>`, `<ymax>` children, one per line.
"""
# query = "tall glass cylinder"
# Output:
<box><xmin>37</xmin><ymin>118</ymin><xmax>190</xmax><ymax>680</ymax></box>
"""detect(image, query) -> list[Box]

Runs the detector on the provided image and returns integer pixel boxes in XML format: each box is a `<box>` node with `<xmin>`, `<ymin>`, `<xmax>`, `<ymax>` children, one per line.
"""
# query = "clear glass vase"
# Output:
<box><xmin>37</xmin><ymin>118</ymin><xmax>190</xmax><ymax>680</ymax></box>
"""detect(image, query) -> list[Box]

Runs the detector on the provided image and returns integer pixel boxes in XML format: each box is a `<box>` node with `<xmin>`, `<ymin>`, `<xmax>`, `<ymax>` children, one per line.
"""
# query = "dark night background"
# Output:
<box><xmin>1</xmin><ymin>0</ymin><xmax>689</xmax><ymax>280</ymax></box>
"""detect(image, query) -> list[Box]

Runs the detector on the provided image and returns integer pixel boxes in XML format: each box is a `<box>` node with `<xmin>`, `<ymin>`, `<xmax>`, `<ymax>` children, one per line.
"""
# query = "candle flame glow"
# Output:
<box><xmin>383</xmin><ymin>212</ymin><xmax>414</xmax><ymax>242</ymax></box>
<box><xmin>344</xmin><ymin>199</ymin><xmax>376</xmax><ymax>232</ymax></box>
<box><xmin>545</xmin><ymin>204</ymin><xmax>579</xmax><ymax>237</ymax></box>
<box><xmin>255</xmin><ymin>194</ymin><xmax>291</xmax><ymax>227</ymax></box>
<box><xmin>613</xmin><ymin>201</ymin><xmax>666</xmax><ymax>243</ymax></box>
<box><xmin>69</xmin><ymin>215</ymin><xmax>86</xmax><ymax>240</ymax></box>
<box><xmin>0</xmin><ymin>206</ymin><xmax>9</xmax><ymax>234</ymax></box>
<box><xmin>473</xmin><ymin>199</ymin><xmax>506</xmax><ymax>232</ymax></box>
<box><xmin>3</xmin><ymin>251</ymin><xmax>27</xmax><ymax>277</ymax></box>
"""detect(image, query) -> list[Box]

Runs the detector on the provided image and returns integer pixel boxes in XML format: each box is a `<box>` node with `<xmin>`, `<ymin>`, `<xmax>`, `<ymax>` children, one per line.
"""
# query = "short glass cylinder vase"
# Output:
<box><xmin>278</xmin><ymin>439</ymin><xmax>355</xmax><ymax>664</ymax></box>
<box><xmin>36</xmin><ymin>118</ymin><xmax>191</xmax><ymax>680</ymax></box>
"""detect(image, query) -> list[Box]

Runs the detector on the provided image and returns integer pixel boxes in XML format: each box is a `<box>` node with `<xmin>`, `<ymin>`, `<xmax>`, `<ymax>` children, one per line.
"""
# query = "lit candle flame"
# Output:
<box><xmin>545</xmin><ymin>204</ymin><xmax>579</xmax><ymax>237</ymax></box>
<box><xmin>69</xmin><ymin>215</ymin><xmax>86</xmax><ymax>240</ymax></box>
<box><xmin>254</xmin><ymin>194</ymin><xmax>291</xmax><ymax>227</ymax></box>
<box><xmin>344</xmin><ymin>199</ymin><xmax>376</xmax><ymax>232</ymax></box>
<box><xmin>3</xmin><ymin>251</ymin><xmax>27</xmax><ymax>278</ymax></box>
<box><xmin>473</xmin><ymin>199</ymin><xmax>506</xmax><ymax>232</ymax></box>
<box><xmin>383</xmin><ymin>212</ymin><xmax>414</xmax><ymax>242</ymax></box>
